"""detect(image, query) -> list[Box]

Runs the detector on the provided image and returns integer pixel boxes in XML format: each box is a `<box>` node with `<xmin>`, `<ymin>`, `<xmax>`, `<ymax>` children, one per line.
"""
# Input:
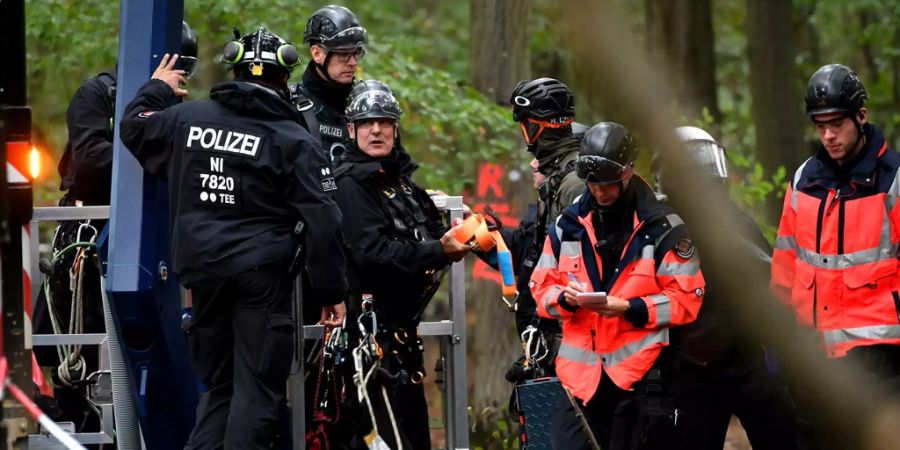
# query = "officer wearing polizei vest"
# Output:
<box><xmin>119</xmin><ymin>27</ymin><xmax>347</xmax><ymax>448</ymax></box>
<box><xmin>31</xmin><ymin>20</ymin><xmax>198</xmax><ymax>432</ymax></box>
<box><xmin>654</xmin><ymin>127</ymin><xmax>800</xmax><ymax>450</ymax></box>
<box><xmin>291</xmin><ymin>4</ymin><xmax>367</xmax><ymax>161</ymax></box>
<box><xmin>332</xmin><ymin>80</ymin><xmax>470</xmax><ymax>449</ymax></box>
<box><xmin>772</xmin><ymin>64</ymin><xmax>900</xmax><ymax>450</ymax></box>
<box><xmin>531</xmin><ymin>122</ymin><xmax>705</xmax><ymax>449</ymax></box>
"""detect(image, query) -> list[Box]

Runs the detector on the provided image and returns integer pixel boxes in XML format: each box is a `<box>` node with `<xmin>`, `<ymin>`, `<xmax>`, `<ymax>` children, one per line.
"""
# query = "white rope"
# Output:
<box><xmin>45</xmin><ymin>222</ymin><xmax>97</xmax><ymax>387</ymax></box>
<box><xmin>353</xmin><ymin>306</ymin><xmax>404</xmax><ymax>450</ymax></box>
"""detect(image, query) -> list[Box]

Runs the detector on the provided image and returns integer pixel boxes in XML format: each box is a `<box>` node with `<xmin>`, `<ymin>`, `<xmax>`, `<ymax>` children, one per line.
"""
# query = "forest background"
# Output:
<box><xmin>24</xmin><ymin>0</ymin><xmax>900</xmax><ymax>448</ymax></box>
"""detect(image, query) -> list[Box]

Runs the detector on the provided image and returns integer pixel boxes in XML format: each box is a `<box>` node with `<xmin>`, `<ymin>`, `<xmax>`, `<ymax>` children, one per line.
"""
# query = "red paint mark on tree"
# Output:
<box><xmin>477</xmin><ymin>163</ymin><xmax>505</xmax><ymax>198</ymax></box>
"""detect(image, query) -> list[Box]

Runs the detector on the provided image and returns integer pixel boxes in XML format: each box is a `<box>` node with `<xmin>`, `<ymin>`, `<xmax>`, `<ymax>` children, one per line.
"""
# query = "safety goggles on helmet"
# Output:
<box><xmin>576</xmin><ymin>154</ymin><xmax>629</xmax><ymax>185</ymax></box>
<box><xmin>520</xmin><ymin>117</ymin><xmax>573</xmax><ymax>145</ymax></box>
<box><xmin>320</xmin><ymin>26</ymin><xmax>368</xmax><ymax>52</ymax></box>
<box><xmin>686</xmin><ymin>140</ymin><xmax>728</xmax><ymax>181</ymax></box>
<box><xmin>175</xmin><ymin>55</ymin><xmax>199</xmax><ymax>79</ymax></box>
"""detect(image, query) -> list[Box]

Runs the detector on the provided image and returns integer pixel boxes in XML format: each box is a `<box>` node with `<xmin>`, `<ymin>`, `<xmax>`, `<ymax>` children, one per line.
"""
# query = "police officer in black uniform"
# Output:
<box><xmin>292</xmin><ymin>4</ymin><xmax>367</xmax><ymax>161</ymax></box>
<box><xmin>31</xmin><ymin>21</ymin><xmax>198</xmax><ymax>432</ymax></box>
<box><xmin>332</xmin><ymin>80</ymin><xmax>469</xmax><ymax>450</ymax></box>
<box><xmin>120</xmin><ymin>27</ymin><xmax>347</xmax><ymax>448</ymax></box>
<box><xmin>654</xmin><ymin>127</ymin><xmax>800</xmax><ymax>450</ymax></box>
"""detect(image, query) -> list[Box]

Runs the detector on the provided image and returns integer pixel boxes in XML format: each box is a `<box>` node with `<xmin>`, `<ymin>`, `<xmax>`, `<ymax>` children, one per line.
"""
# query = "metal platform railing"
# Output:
<box><xmin>27</xmin><ymin>198</ymin><xmax>470</xmax><ymax>449</ymax></box>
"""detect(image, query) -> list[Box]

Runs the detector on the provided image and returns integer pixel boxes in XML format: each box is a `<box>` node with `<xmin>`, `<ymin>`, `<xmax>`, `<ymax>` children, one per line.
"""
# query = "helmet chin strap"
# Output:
<box><xmin>850</xmin><ymin>112</ymin><xmax>866</xmax><ymax>151</ymax></box>
<box><xmin>315</xmin><ymin>51</ymin><xmax>354</xmax><ymax>87</ymax></box>
<box><xmin>315</xmin><ymin>51</ymin><xmax>338</xmax><ymax>84</ymax></box>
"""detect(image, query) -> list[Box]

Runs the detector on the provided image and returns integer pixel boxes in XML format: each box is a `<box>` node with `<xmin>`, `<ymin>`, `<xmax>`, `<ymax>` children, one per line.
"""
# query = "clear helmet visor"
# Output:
<box><xmin>688</xmin><ymin>140</ymin><xmax>728</xmax><ymax>181</ymax></box>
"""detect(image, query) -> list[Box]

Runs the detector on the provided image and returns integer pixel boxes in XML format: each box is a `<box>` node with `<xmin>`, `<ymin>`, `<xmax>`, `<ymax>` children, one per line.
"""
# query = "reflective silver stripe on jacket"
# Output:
<box><xmin>657</xmin><ymin>259</ymin><xmax>700</xmax><ymax>277</ymax></box>
<box><xmin>777</xmin><ymin>206</ymin><xmax>897</xmax><ymax>270</ymax></box>
<box><xmin>602</xmin><ymin>329</ymin><xmax>670</xmax><ymax>367</ymax></box>
<box><xmin>648</xmin><ymin>294</ymin><xmax>671</xmax><ymax>327</ymax></box>
<box><xmin>823</xmin><ymin>324</ymin><xmax>900</xmax><ymax>346</ymax></box>
<box><xmin>535</xmin><ymin>252</ymin><xmax>558</xmax><ymax>270</ymax></box>
<box><xmin>561</xmin><ymin>241</ymin><xmax>582</xmax><ymax>259</ymax></box>
<box><xmin>557</xmin><ymin>329</ymin><xmax>670</xmax><ymax>368</ymax></box>
<box><xmin>790</xmin><ymin>159</ymin><xmax>810</xmax><ymax>211</ymax></box>
<box><xmin>541</xmin><ymin>285</ymin><xmax>564</xmax><ymax>319</ymax></box>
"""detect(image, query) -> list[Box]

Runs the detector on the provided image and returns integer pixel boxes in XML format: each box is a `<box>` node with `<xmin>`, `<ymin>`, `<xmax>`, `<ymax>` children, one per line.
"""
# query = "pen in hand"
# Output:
<box><xmin>568</xmin><ymin>272</ymin><xmax>583</xmax><ymax>288</ymax></box>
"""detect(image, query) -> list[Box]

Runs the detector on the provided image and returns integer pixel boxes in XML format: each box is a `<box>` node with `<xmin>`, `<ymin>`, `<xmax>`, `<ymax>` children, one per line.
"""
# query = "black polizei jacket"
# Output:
<box><xmin>290</xmin><ymin>62</ymin><xmax>354</xmax><ymax>163</ymax></box>
<box><xmin>120</xmin><ymin>79</ymin><xmax>347</xmax><ymax>301</ymax></box>
<box><xmin>58</xmin><ymin>71</ymin><xmax>117</xmax><ymax>205</ymax></box>
<box><xmin>333</xmin><ymin>144</ymin><xmax>450</xmax><ymax>327</ymax></box>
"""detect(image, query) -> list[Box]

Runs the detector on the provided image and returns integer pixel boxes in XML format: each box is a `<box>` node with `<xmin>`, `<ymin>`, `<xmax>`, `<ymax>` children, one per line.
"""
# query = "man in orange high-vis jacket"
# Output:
<box><xmin>772</xmin><ymin>64</ymin><xmax>900</xmax><ymax>450</ymax></box>
<box><xmin>532</xmin><ymin>122</ymin><xmax>704</xmax><ymax>449</ymax></box>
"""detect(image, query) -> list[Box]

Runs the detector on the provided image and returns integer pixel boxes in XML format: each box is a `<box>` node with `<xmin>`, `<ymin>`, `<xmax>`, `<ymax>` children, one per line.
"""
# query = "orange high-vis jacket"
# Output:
<box><xmin>772</xmin><ymin>124</ymin><xmax>900</xmax><ymax>358</ymax></box>
<box><xmin>531</xmin><ymin>179</ymin><xmax>704</xmax><ymax>402</ymax></box>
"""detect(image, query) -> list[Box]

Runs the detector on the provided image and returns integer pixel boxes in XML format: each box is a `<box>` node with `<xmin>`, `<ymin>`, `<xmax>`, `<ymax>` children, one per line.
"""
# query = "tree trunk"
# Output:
<box><xmin>469</xmin><ymin>0</ymin><xmax>530</xmax><ymax>104</ymax></box>
<box><xmin>746</xmin><ymin>0</ymin><xmax>806</xmax><ymax>223</ymax></box>
<box><xmin>644</xmin><ymin>0</ymin><xmax>720</xmax><ymax>123</ymax></box>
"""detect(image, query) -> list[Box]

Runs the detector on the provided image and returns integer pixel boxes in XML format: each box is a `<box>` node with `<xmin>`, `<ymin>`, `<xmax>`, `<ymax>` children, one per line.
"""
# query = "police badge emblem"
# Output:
<box><xmin>676</xmin><ymin>237</ymin><xmax>695</xmax><ymax>259</ymax></box>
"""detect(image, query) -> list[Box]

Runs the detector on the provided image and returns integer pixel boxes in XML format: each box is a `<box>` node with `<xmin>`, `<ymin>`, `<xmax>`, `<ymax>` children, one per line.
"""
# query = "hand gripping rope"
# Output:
<box><xmin>352</xmin><ymin>296</ymin><xmax>402</xmax><ymax>450</ymax></box>
<box><xmin>452</xmin><ymin>211</ymin><xmax>517</xmax><ymax>308</ymax></box>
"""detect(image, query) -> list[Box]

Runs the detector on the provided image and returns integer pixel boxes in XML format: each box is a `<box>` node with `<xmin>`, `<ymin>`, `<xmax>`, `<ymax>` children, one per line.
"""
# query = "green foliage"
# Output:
<box><xmin>468</xmin><ymin>405</ymin><xmax>519</xmax><ymax>450</ymax></box>
<box><xmin>361</xmin><ymin>41</ymin><xmax>521</xmax><ymax>194</ymax></box>
<box><xmin>25</xmin><ymin>0</ymin><xmax>519</xmax><ymax>203</ymax></box>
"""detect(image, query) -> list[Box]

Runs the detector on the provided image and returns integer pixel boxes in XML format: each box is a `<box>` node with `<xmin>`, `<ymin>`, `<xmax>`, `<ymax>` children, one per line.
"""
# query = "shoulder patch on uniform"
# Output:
<box><xmin>318</xmin><ymin>164</ymin><xmax>337</xmax><ymax>192</ymax></box>
<box><xmin>138</xmin><ymin>111</ymin><xmax>157</xmax><ymax>119</ymax></box>
<box><xmin>675</xmin><ymin>236</ymin><xmax>695</xmax><ymax>259</ymax></box>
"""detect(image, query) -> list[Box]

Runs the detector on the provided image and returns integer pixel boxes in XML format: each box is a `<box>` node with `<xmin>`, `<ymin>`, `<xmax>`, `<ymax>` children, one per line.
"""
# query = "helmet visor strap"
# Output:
<box><xmin>577</xmin><ymin>155</ymin><xmax>627</xmax><ymax>184</ymax></box>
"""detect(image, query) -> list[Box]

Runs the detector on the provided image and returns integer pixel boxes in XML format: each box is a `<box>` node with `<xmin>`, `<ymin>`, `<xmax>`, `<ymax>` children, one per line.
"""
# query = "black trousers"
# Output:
<box><xmin>183</xmin><ymin>261</ymin><xmax>294</xmax><ymax>450</ymax></box>
<box><xmin>676</xmin><ymin>351</ymin><xmax>800</xmax><ymax>450</ymax></box>
<box><xmin>552</xmin><ymin>378</ymin><xmax>629</xmax><ymax>450</ymax></box>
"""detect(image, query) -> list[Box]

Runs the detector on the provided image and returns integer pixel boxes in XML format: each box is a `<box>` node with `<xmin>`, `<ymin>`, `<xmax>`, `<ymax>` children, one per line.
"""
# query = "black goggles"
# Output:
<box><xmin>576</xmin><ymin>155</ymin><xmax>628</xmax><ymax>184</ymax></box>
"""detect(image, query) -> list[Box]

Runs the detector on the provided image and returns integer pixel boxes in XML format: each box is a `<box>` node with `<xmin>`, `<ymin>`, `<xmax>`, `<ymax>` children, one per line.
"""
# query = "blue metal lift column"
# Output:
<box><xmin>106</xmin><ymin>1</ymin><xmax>198</xmax><ymax>448</ymax></box>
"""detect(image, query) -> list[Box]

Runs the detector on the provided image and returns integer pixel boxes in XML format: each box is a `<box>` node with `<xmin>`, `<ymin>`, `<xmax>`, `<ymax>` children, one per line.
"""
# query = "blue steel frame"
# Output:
<box><xmin>106</xmin><ymin>1</ymin><xmax>198</xmax><ymax>448</ymax></box>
